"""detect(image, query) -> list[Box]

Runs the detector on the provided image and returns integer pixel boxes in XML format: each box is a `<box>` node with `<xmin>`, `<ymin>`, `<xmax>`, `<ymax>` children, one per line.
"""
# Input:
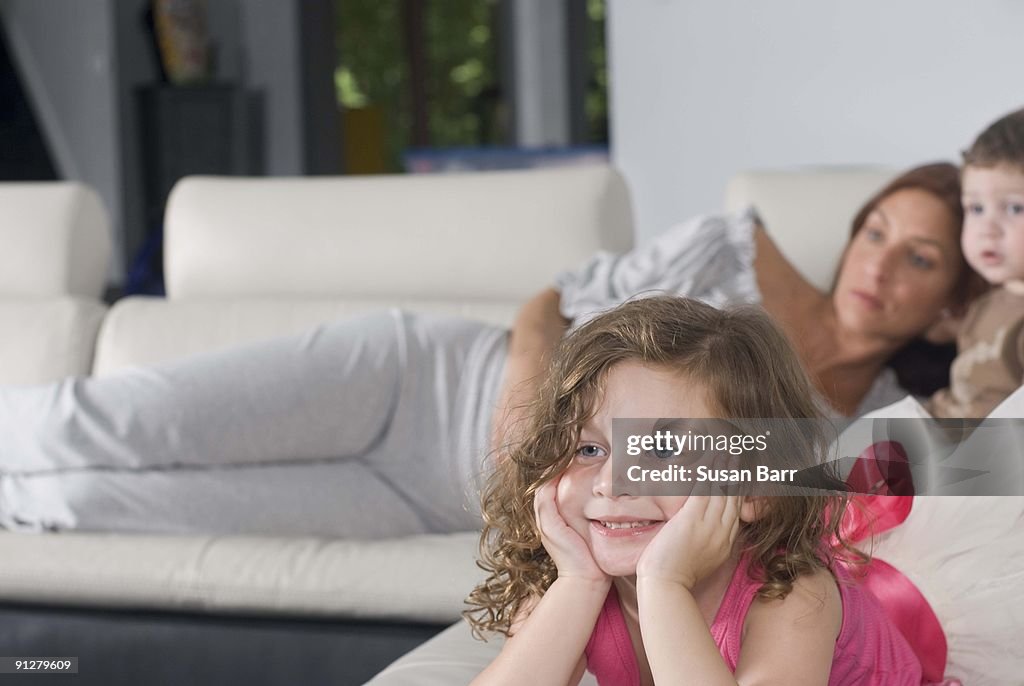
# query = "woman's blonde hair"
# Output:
<box><xmin>465</xmin><ymin>296</ymin><xmax>858</xmax><ymax>637</ymax></box>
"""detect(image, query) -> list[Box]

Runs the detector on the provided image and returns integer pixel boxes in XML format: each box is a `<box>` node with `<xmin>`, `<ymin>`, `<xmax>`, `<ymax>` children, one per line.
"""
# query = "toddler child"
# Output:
<box><xmin>930</xmin><ymin>107</ymin><xmax>1024</xmax><ymax>418</ymax></box>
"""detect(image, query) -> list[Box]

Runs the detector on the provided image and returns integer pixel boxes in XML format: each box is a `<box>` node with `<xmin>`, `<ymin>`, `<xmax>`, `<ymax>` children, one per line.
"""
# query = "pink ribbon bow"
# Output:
<box><xmin>841</xmin><ymin>441</ymin><xmax>953</xmax><ymax>685</ymax></box>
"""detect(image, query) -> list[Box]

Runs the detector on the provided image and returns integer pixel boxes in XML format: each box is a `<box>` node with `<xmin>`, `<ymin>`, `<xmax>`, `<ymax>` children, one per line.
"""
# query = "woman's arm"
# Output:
<box><xmin>491</xmin><ymin>288</ymin><xmax>571</xmax><ymax>454</ymax></box>
<box><xmin>638</xmin><ymin>571</ymin><xmax>840</xmax><ymax>686</ymax></box>
<box><xmin>471</xmin><ymin>580</ymin><xmax>605</xmax><ymax>686</ymax></box>
<box><xmin>752</xmin><ymin>221</ymin><xmax>824</xmax><ymax>320</ymax></box>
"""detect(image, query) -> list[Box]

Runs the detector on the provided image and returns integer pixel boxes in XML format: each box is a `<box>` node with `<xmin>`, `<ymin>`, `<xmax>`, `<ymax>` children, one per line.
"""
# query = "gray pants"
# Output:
<box><xmin>0</xmin><ymin>310</ymin><xmax>508</xmax><ymax>538</ymax></box>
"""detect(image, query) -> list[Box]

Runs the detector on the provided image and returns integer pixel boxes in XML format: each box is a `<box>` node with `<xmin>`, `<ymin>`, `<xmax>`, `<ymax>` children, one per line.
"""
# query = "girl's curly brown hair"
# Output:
<box><xmin>465</xmin><ymin>296</ymin><xmax>861</xmax><ymax>638</ymax></box>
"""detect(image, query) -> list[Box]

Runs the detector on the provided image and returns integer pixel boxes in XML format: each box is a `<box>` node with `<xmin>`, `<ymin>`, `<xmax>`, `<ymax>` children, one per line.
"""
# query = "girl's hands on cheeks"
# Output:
<box><xmin>534</xmin><ymin>476</ymin><xmax>610</xmax><ymax>584</ymax></box>
<box><xmin>636</xmin><ymin>494</ymin><xmax>741</xmax><ymax>590</ymax></box>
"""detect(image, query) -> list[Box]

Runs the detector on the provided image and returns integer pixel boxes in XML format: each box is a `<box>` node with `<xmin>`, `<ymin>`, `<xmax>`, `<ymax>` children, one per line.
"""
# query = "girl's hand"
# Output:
<box><xmin>636</xmin><ymin>495</ymin><xmax>741</xmax><ymax>589</ymax></box>
<box><xmin>534</xmin><ymin>476</ymin><xmax>609</xmax><ymax>584</ymax></box>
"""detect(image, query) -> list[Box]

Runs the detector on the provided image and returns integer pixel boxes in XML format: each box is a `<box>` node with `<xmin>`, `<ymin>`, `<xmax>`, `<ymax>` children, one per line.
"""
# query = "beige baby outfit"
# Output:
<box><xmin>929</xmin><ymin>287</ymin><xmax>1024</xmax><ymax>418</ymax></box>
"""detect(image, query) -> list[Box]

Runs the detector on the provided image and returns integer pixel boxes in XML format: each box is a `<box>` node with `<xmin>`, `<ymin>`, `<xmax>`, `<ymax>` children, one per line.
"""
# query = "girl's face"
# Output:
<box><xmin>556</xmin><ymin>360</ymin><xmax>714</xmax><ymax>577</ymax></box>
<box><xmin>833</xmin><ymin>188</ymin><xmax>963</xmax><ymax>342</ymax></box>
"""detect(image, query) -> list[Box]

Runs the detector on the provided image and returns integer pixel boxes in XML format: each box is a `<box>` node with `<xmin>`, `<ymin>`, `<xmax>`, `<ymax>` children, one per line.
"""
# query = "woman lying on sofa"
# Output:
<box><xmin>0</xmin><ymin>163</ymin><xmax>979</xmax><ymax>538</ymax></box>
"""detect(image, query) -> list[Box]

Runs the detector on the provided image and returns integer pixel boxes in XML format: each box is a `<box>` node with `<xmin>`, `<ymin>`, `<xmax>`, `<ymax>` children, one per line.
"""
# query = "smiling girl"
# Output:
<box><xmin>466</xmin><ymin>297</ymin><xmax>953</xmax><ymax>685</ymax></box>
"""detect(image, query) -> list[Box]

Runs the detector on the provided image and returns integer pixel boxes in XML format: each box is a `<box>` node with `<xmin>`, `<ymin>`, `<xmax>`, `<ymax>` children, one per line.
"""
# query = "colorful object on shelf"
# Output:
<box><xmin>152</xmin><ymin>0</ymin><xmax>210</xmax><ymax>85</ymax></box>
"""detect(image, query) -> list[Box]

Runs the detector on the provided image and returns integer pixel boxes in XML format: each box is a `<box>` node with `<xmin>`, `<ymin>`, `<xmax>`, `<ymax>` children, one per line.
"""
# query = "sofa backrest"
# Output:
<box><xmin>163</xmin><ymin>165</ymin><xmax>633</xmax><ymax>300</ymax></box>
<box><xmin>94</xmin><ymin>165</ymin><xmax>635</xmax><ymax>374</ymax></box>
<box><xmin>0</xmin><ymin>182</ymin><xmax>110</xmax><ymax>384</ymax></box>
<box><xmin>725</xmin><ymin>167</ymin><xmax>896</xmax><ymax>291</ymax></box>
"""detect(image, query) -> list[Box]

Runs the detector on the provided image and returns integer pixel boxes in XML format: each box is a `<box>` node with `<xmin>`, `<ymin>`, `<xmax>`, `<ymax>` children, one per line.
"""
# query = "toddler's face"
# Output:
<box><xmin>961</xmin><ymin>164</ymin><xmax>1024</xmax><ymax>286</ymax></box>
<box><xmin>555</xmin><ymin>360</ymin><xmax>714</xmax><ymax>577</ymax></box>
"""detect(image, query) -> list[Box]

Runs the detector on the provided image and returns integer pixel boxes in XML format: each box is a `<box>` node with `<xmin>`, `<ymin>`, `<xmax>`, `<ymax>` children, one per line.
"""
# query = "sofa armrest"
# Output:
<box><xmin>0</xmin><ymin>182</ymin><xmax>111</xmax><ymax>298</ymax></box>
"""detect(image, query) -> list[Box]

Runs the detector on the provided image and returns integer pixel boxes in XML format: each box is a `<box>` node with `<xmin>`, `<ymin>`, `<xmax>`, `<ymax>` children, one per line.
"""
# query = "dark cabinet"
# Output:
<box><xmin>137</xmin><ymin>84</ymin><xmax>263</xmax><ymax>229</ymax></box>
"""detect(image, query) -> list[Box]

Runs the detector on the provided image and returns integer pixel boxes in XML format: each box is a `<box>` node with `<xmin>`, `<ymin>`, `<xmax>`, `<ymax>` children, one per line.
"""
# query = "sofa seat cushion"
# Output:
<box><xmin>0</xmin><ymin>530</ymin><xmax>483</xmax><ymax>623</ymax></box>
<box><xmin>94</xmin><ymin>296</ymin><xmax>517</xmax><ymax>375</ymax></box>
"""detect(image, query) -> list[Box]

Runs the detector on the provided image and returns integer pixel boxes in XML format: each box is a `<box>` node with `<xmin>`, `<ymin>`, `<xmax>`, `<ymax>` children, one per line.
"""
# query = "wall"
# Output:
<box><xmin>607</xmin><ymin>0</ymin><xmax>1024</xmax><ymax>244</ymax></box>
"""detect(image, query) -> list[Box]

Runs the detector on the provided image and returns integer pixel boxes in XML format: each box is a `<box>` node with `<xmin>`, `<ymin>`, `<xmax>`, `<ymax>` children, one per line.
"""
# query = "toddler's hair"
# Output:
<box><xmin>963</xmin><ymin>107</ymin><xmax>1024</xmax><ymax>173</ymax></box>
<box><xmin>465</xmin><ymin>296</ymin><xmax>857</xmax><ymax>637</ymax></box>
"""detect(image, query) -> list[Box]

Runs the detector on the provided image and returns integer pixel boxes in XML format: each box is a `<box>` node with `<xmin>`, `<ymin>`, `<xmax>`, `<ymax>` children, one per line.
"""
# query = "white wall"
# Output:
<box><xmin>608</xmin><ymin>0</ymin><xmax>1024</xmax><ymax>244</ymax></box>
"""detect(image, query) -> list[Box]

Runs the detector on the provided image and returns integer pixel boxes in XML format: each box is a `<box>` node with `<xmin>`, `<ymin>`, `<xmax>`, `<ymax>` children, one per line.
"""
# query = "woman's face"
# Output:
<box><xmin>833</xmin><ymin>188</ymin><xmax>963</xmax><ymax>342</ymax></box>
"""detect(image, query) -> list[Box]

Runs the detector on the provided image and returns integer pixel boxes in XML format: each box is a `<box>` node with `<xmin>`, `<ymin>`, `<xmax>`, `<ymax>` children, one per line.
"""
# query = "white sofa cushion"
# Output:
<box><xmin>0</xmin><ymin>530</ymin><xmax>482</xmax><ymax>623</ymax></box>
<box><xmin>164</xmin><ymin>165</ymin><xmax>633</xmax><ymax>300</ymax></box>
<box><xmin>93</xmin><ymin>297</ymin><xmax>520</xmax><ymax>375</ymax></box>
<box><xmin>725</xmin><ymin>167</ymin><xmax>895</xmax><ymax>291</ymax></box>
<box><xmin>0</xmin><ymin>182</ymin><xmax>111</xmax><ymax>299</ymax></box>
<box><xmin>0</xmin><ymin>297</ymin><xmax>106</xmax><ymax>384</ymax></box>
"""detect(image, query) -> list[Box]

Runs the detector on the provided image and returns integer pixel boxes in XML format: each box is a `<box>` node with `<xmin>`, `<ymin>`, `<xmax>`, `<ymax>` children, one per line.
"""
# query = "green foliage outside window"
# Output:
<box><xmin>335</xmin><ymin>0</ymin><xmax>606</xmax><ymax>172</ymax></box>
<box><xmin>585</xmin><ymin>0</ymin><xmax>608</xmax><ymax>143</ymax></box>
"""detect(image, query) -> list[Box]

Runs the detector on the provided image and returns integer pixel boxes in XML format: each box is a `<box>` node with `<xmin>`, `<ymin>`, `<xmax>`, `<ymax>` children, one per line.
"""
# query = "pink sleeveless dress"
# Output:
<box><xmin>583</xmin><ymin>557</ymin><xmax>947</xmax><ymax>686</ymax></box>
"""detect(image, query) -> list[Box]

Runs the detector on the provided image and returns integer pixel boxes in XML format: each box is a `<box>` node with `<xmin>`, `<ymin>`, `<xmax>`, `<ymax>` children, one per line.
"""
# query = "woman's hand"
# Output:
<box><xmin>636</xmin><ymin>495</ymin><xmax>741</xmax><ymax>589</ymax></box>
<box><xmin>534</xmin><ymin>476</ymin><xmax>609</xmax><ymax>584</ymax></box>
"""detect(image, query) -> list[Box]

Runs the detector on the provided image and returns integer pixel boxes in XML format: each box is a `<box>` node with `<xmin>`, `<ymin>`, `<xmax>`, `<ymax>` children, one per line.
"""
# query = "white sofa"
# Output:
<box><xmin>0</xmin><ymin>165</ymin><xmax>907</xmax><ymax>685</ymax></box>
<box><xmin>0</xmin><ymin>166</ymin><xmax>635</xmax><ymax>685</ymax></box>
